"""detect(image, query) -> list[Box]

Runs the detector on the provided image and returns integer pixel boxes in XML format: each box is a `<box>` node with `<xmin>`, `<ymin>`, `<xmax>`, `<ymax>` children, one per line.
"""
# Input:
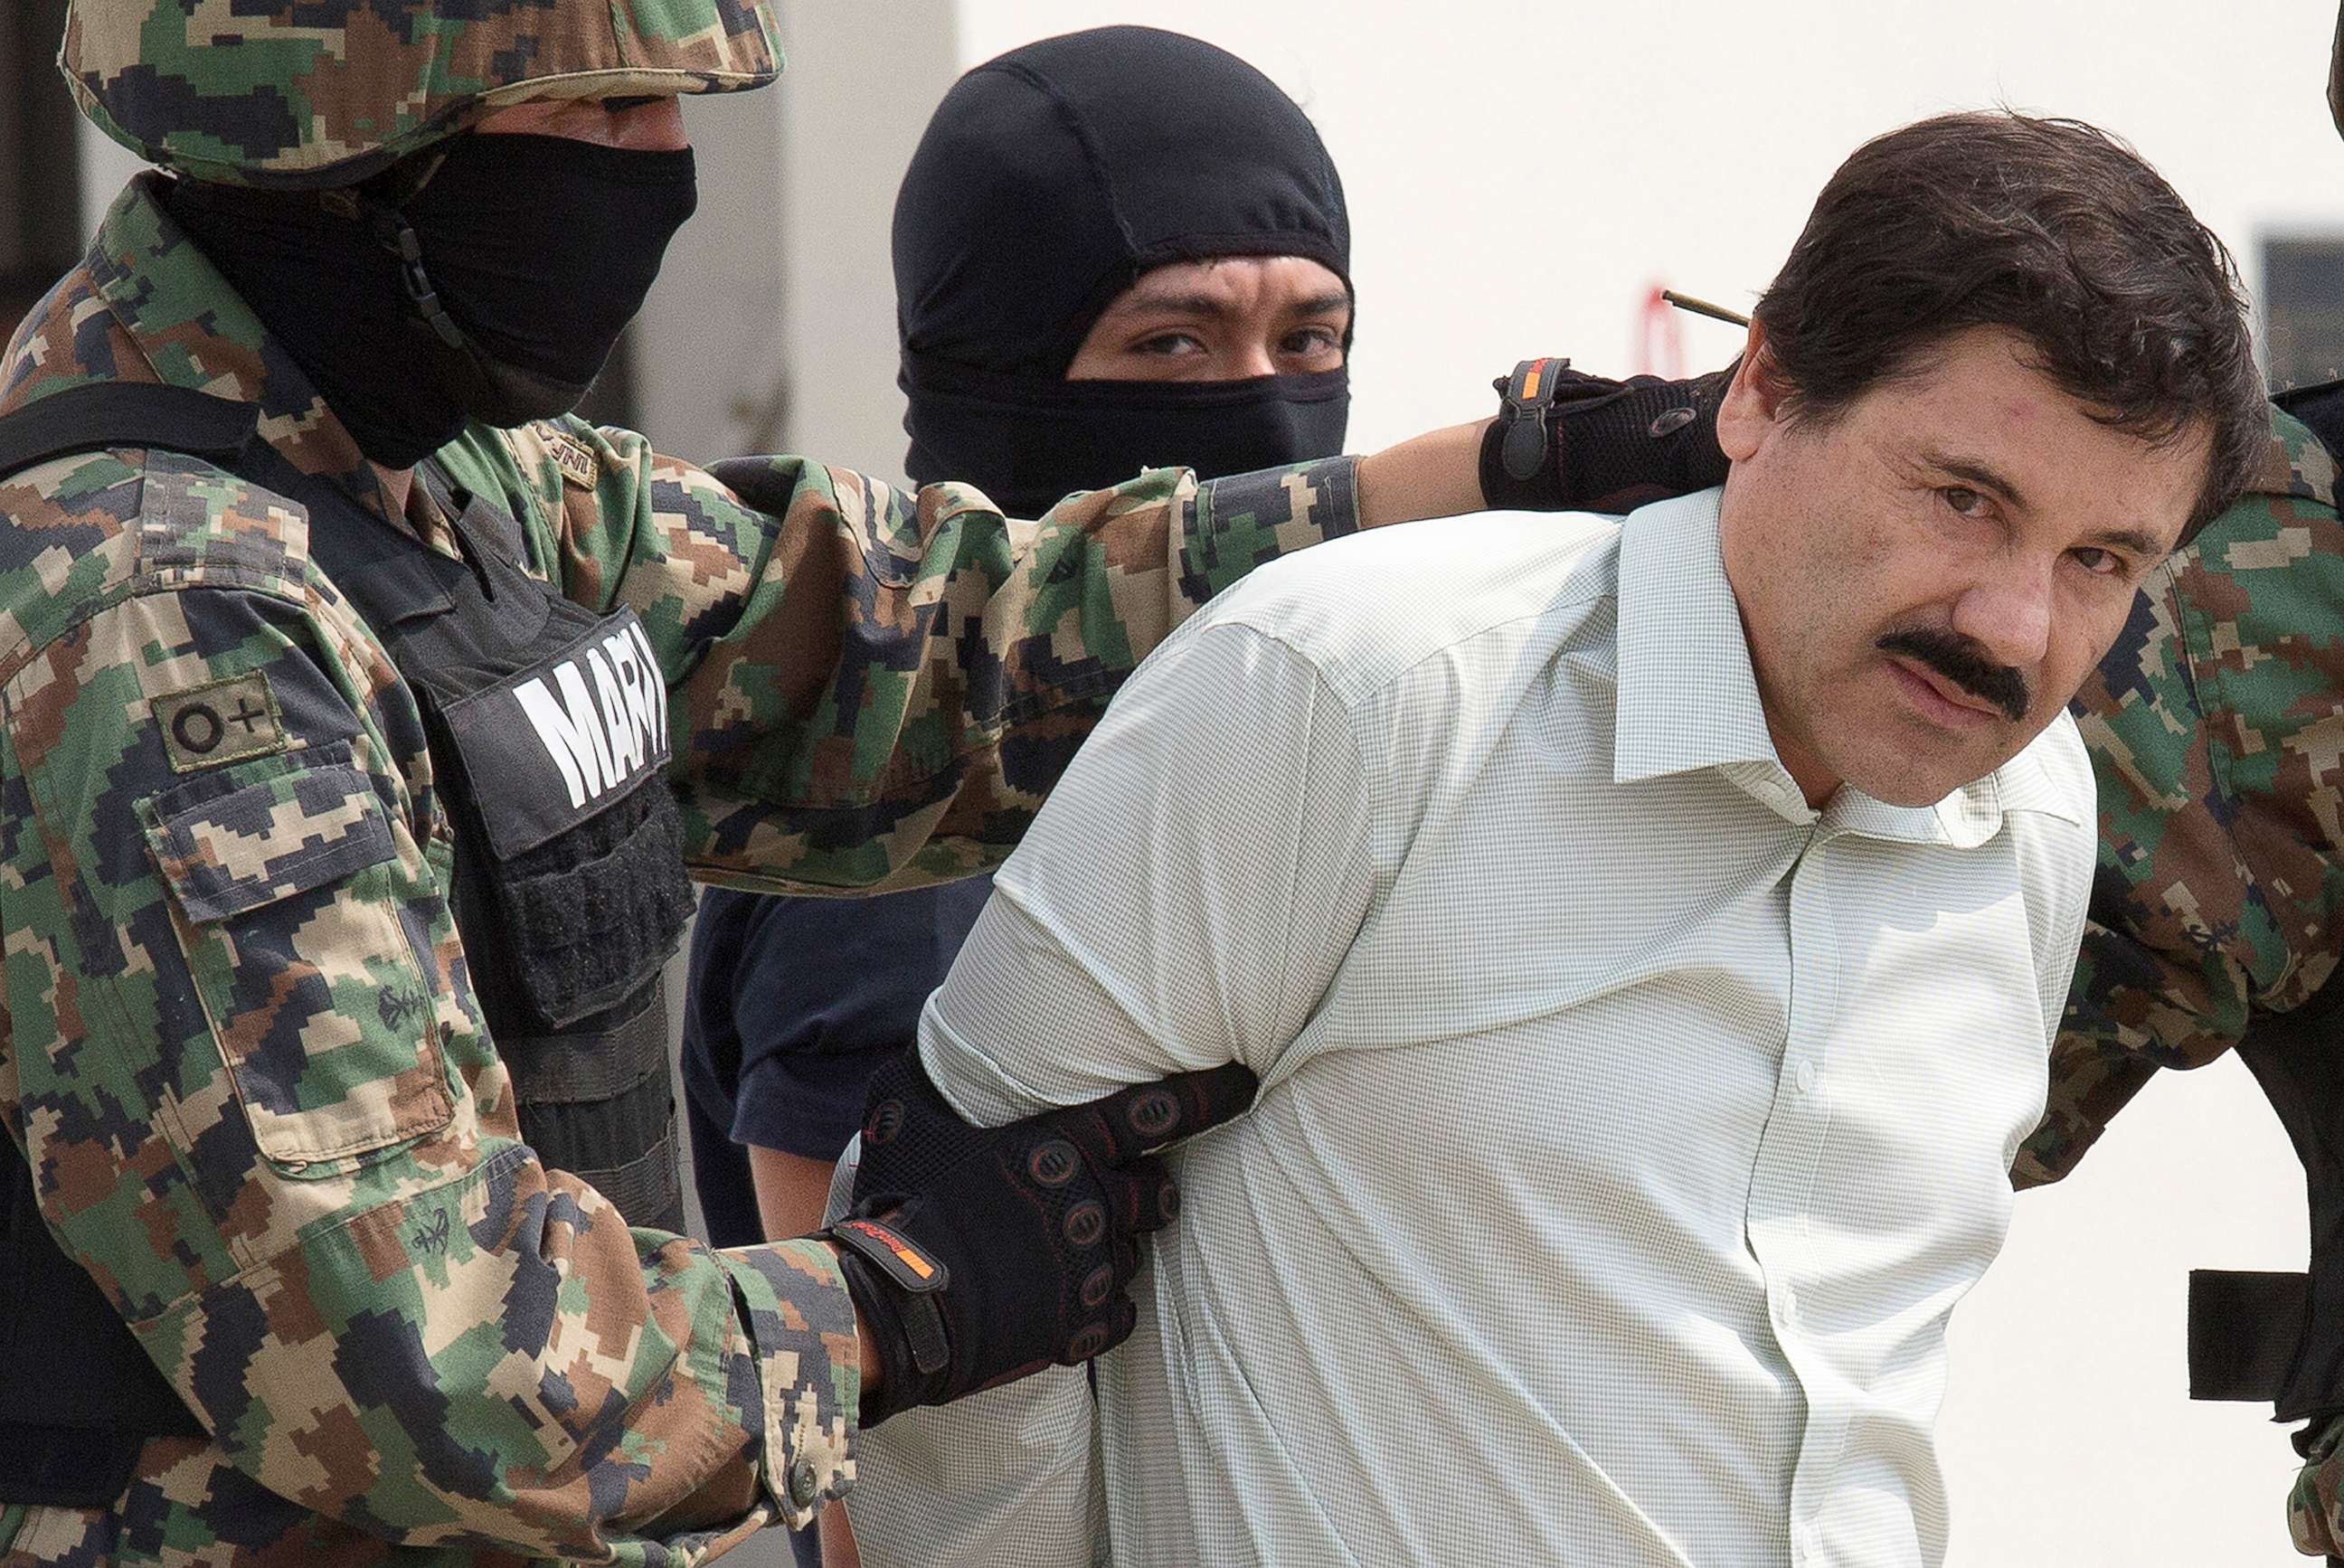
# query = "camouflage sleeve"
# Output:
<box><xmin>0</xmin><ymin>451</ymin><xmax>854</xmax><ymax>1560</ymax></box>
<box><xmin>2016</xmin><ymin>412</ymin><xmax>2344</xmax><ymax>1185</ymax></box>
<box><xmin>483</xmin><ymin>420</ymin><xmax>1361</xmax><ymax>891</ymax></box>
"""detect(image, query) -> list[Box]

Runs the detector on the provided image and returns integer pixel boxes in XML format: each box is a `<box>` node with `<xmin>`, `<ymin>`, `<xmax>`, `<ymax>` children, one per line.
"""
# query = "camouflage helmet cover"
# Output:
<box><xmin>61</xmin><ymin>1</ymin><xmax>784</xmax><ymax>190</ymax></box>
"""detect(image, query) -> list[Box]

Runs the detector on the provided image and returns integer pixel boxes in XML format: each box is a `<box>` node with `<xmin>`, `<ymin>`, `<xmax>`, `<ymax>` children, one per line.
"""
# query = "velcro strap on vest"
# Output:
<box><xmin>0</xmin><ymin>383</ymin><xmax>258</xmax><ymax>478</ymax></box>
<box><xmin>499</xmin><ymin>983</ymin><xmax>670</xmax><ymax>1105</ymax></box>
<box><xmin>2188</xmin><ymin>1269</ymin><xmax>2309</xmax><ymax>1402</ymax></box>
<box><xmin>502</xmin><ymin>985</ymin><xmax>685</xmax><ymax>1232</ymax></box>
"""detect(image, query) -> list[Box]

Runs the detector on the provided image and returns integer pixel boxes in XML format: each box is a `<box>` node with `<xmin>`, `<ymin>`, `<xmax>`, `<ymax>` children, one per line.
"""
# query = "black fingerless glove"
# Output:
<box><xmin>823</xmin><ymin>1049</ymin><xmax>1258</xmax><ymax>1426</ymax></box>
<box><xmin>1479</xmin><ymin>357</ymin><xmax>1734</xmax><ymax>514</ymax></box>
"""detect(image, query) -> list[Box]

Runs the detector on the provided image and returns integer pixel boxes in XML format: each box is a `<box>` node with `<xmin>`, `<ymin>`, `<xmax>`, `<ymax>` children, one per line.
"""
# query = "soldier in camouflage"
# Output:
<box><xmin>2008</xmin><ymin>413</ymin><xmax>2339</xmax><ymax>1191</ymax></box>
<box><xmin>0</xmin><ymin>3</ymin><xmax>1490</xmax><ymax>1563</ymax></box>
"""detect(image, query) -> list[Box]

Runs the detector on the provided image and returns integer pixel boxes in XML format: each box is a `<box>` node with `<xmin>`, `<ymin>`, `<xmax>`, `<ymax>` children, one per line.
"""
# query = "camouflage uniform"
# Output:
<box><xmin>0</xmin><ymin>7</ymin><xmax>1366</xmax><ymax>1563</ymax></box>
<box><xmin>2014</xmin><ymin>408</ymin><xmax>2339</xmax><ymax>1185</ymax></box>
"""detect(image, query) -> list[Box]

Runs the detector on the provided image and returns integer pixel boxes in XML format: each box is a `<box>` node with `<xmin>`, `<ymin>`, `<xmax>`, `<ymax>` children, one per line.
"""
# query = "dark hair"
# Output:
<box><xmin>1751</xmin><ymin>110</ymin><xmax>2266</xmax><ymax>542</ymax></box>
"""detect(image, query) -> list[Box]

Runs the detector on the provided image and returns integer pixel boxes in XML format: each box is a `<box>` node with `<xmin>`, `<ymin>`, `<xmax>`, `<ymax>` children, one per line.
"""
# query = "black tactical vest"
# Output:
<box><xmin>0</xmin><ymin>383</ymin><xmax>695</xmax><ymax>1505</ymax></box>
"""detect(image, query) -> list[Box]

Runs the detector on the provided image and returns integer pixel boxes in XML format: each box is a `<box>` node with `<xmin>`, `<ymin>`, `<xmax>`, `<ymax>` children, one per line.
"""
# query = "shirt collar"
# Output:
<box><xmin>1610</xmin><ymin>486</ymin><xmax>2069</xmax><ymax>848</ymax></box>
<box><xmin>73</xmin><ymin>174</ymin><xmax>409</xmax><ymax>529</ymax></box>
<box><xmin>1612</xmin><ymin>487</ymin><xmax>1780</xmax><ymax>785</ymax></box>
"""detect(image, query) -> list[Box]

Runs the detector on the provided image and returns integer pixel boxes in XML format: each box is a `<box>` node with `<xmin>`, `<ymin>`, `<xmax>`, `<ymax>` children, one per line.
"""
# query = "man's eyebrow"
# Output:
<box><xmin>1101</xmin><ymin>289</ymin><xmax>1232</xmax><ymax>320</ymax></box>
<box><xmin>1922</xmin><ymin>449</ymin><xmax>2031</xmax><ymax>514</ymax></box>
<box><xmin>1101</xmin><ymin>288</ymin><xmax>1354</xmax><ymax>321</ymax></box>
<box><xmin>1287</xmin><ymin>290</ymin><xmax>1355</xmax><ymax>319</ymax></box>
<box><xmin>1923</xmin><ymin>447</ymin><xmax>2165</xmax><ymax>557</ymax></box>
<box><xmin>2081</xmin><ymin>523</ymin><xmax>2168</xmax><ymax>560</ymax></box>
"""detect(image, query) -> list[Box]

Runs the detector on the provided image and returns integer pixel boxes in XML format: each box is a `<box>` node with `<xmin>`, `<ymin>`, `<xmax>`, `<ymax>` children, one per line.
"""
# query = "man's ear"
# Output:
<box><xmin>1715</xmin><ymin>319</ymin><xmax>1791</xmax><ymax>463</ymax></box>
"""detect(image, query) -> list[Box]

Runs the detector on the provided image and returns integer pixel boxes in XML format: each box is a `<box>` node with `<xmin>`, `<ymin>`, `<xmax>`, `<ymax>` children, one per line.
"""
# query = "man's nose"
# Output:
<box><xmin>1227</xmin><ymin>340</ymin><xmax>1280</xmax><ymax>380</ymax></box>
<box><xmin>1949</xmin><ymin>555</ymin><xmax>2054</xmax><ymax>673</ymax></box>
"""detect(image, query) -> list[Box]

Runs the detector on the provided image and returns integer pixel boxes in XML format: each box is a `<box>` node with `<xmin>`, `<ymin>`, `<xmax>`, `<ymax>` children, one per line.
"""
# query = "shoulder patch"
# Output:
<box><xmin>548</xmin><ymin>432</ymin><xmax>600</xmax><ymax>490</ymax></box>
<box><xmin>155</xmin><ymin>671</ymin><xmax>286</xmax><ymax>773</ymax></box>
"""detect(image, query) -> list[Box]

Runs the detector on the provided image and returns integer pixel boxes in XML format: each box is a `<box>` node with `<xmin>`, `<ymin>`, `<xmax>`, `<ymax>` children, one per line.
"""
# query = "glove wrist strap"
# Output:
<box><xmin>1496</xmin><ymin>357</ymin><xmax>1569</xmax><ymax>483</ymax></box>
<box><xmin>826</xmin><ymin>1217</ymin><xmax>950</xmax><ymax>1374</ymax></box>
<box><xmin>825</xmin><ymin>1219</ymin><xmax>952</xmax><ymax>1424</ymax></box>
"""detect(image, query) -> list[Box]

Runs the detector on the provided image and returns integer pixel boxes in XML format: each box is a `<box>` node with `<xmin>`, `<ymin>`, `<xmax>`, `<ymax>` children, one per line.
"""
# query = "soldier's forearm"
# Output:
<box><xmin>1356</xmin><ymin>417</ymin><xmax>1495</xmax><ymax>527</ymax></box>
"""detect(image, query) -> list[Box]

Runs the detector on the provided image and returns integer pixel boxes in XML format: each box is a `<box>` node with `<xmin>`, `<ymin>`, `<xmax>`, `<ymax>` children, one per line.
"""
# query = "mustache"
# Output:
<box><xmin>1876</xmin><ymin>628</ymin><xmax>2030</xmax><ymax>724</ymax></box>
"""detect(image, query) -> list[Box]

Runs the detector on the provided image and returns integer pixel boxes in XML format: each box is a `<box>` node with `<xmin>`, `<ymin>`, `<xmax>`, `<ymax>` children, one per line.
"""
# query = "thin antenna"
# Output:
<box><xmin>1661</xmin><ymin>289</ymin><xmax>1751</xmax><ymax>328</ymax></box>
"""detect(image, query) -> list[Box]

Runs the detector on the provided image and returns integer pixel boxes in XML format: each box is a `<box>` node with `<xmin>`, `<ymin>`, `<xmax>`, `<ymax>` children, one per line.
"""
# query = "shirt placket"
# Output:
<box><xmin>1746</xmin><ymin>817</ymin><xmax>1846</xmax><ymax>1568</ymax></box>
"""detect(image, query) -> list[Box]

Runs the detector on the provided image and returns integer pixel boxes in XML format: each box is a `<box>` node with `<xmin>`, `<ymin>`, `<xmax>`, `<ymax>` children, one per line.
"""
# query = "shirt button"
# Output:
<box><xmin>1794</xmin><ymin>1058</ymin><xmax>1818</xmax><ymax>1094</ymax></box>
<box><xmin>1774</xmin><ymin>1286</ymin><xmax>1797</xmax><ymax>1325</ymax></box>
<box><xmin>788</xmin><ymin>1458</ymin><xmax>823</xmax><ymax>1508</ymax></box>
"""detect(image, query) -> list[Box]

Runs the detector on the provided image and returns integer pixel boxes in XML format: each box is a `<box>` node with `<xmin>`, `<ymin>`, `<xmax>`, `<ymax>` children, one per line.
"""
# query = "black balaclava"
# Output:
<box><xmin>167</xmin><ymin>133</ymin><xmax>697</xmax><ymax>470</ymax></box>
<box><xmin>893</xmin><ymin>26</ymin><xmax>1353</xmax><ymax>516</ymax></box>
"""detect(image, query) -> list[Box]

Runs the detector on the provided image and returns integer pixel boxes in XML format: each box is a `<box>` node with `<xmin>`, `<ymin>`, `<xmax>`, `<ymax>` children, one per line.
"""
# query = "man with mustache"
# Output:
<box><xmin>1465</xmin><ymin>33</ymin><xmax>2344</xmax><ymax>1554</ymax></box>
<box><xmin>836</xmin><ymin>109</ymin><xmax>2269</xmax><ymax>1567</ymax></box>
<box><xmin>1493</xmin><ymin>307</ymin><xmax>2343</xmax><ymax>1567</ymax></box>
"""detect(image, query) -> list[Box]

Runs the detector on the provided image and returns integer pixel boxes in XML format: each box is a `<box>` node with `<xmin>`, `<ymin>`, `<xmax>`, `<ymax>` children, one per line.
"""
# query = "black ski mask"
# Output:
<box><xmin>402</xmin><ymin>132</ymin><xmax>698</xmax><ymax>429</ymax></box>
<box><xmin>167</xmin><ymin>131</ymin><xmax>696</xmax><ymax>469</ymax></box>
<box><xmin>893</xmin><ymin>26</ymin><xmax>1353</xmax><ymax>517</ymax></box>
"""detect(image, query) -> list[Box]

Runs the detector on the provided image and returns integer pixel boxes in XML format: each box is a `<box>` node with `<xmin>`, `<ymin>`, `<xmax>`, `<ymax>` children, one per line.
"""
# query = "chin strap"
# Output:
<box><xmin>318</xmin><ymin>154</ymin><xmax>470</xmax><ymax>352</ymax></box>
<box><xmin>374</xmin><ymin>206</ymin><xmax>469</xmax><ymax>351</ymax></box>
<box><xmin>320</xmin><ymin>174</ymin><xmax>583</xmax><ymax>431</ymax></box>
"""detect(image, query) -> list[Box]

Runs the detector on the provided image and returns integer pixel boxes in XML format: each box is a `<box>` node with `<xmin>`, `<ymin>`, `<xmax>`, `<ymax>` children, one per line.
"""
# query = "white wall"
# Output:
<box><xmin>770</xmin><ymin>3</ymin><xmax>2342</xmax><ymax>1563</ymax></box>
<box><xmin>769</xmin><ymin>1</ymin><xmax>962</xmax><ymax>477</ymax></box>
<box><xmin>633</xmin><ymin>82</ymin><xmax>789</xmax><ymax>467</ymax></box>
<box><xmin>76</xmin><ymin>116</ymin><xmax>146</xmax><ymax>239</ymax></box>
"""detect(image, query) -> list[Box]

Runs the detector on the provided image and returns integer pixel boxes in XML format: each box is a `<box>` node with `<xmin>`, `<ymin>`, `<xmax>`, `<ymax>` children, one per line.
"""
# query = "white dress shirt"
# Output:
<box><xmin>846</xmin><ymin>491</ymin><xmax>2096</xmax><ymax>1568</ymax></box>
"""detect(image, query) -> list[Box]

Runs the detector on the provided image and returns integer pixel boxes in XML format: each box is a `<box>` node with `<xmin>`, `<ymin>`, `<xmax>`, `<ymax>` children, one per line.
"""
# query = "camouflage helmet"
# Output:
<box><xmin>60</xmin><ymin>1</ymin><xmax>784</xmax><ymax>190</ymax></box>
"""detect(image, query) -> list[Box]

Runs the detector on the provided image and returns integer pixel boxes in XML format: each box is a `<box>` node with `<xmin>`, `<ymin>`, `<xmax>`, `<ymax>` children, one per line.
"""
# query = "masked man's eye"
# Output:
<box><xmin>1132</xmin><ymin>331</ymin><xmax>1208</xmax><ymax>357</ymax></box>
<box><xmin>1280</xmin><ymin>326</ymin><xmax>1342</xmax><ymax>358</ymax></box>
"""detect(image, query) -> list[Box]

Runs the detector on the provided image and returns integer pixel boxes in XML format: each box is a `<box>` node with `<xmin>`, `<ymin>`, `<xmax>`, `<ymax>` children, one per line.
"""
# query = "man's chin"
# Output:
<box><xmin>1836</xmin><ymin>728</ymin><xmax>2034</xmax><ymax>808</ymax></box>
<box><xmin>1850</xmin><ymin>773</ymin><xmax>1971</xmax><ymax>809</ymax></box>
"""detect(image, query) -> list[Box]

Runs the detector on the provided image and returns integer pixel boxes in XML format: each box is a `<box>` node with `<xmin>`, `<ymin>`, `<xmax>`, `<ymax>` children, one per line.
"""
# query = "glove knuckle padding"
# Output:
<box><xmin>1050</xmin><ymin>1099</ymin><xmax>1128</xmax><ymax>1169</ymax></box>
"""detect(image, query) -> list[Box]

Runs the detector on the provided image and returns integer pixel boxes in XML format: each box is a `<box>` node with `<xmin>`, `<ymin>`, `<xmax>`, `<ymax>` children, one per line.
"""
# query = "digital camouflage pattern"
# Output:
<box><xmin>62</xmin><ymin>0</ymin><xmax>784</xmax><ymax>190</ymax></box>
<box><xmin>0</xmin><ymin>175</ymin><xmax>1363</xmax><ymax>1564</ymax></box>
